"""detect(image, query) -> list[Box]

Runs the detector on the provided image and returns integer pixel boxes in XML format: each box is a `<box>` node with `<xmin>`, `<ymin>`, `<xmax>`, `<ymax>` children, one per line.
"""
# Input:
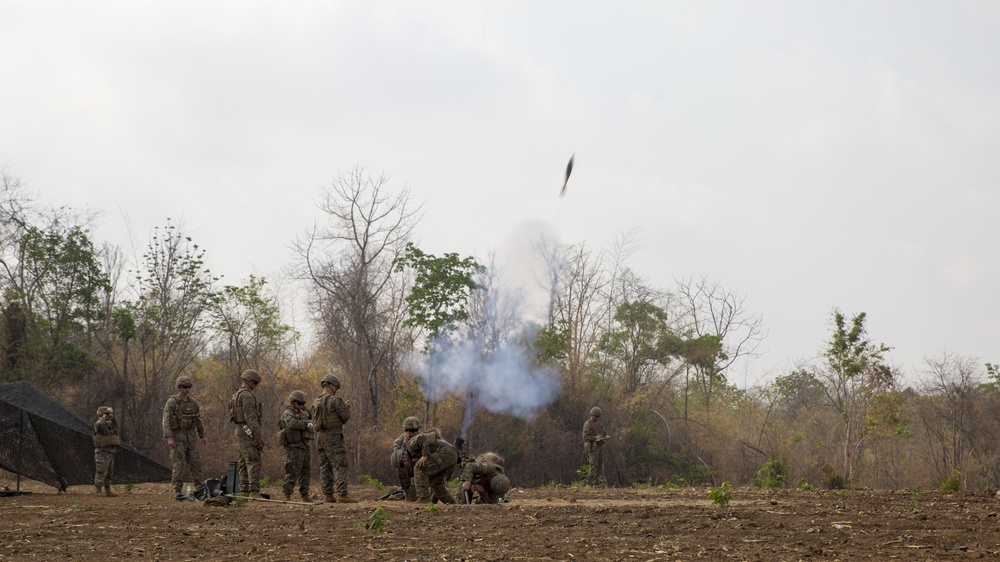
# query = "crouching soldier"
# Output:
<box><xmin>93</xmin><ymin>406</ymin><xmax>120</xmax><ymax>497</ymax></box>
<box><xmin>460</xmin><ymin>452</ymin><xmax>510</xmax><ymax>504</ymax></box>
<box><xmin>279</xmin><ymin>390</ymin><xmax>314</xmax><ymax>502</ymax></box>
<box><xmin>406</xmin><ymin>428</ymin><xmax>459</xmax><ymax>504</ymax></box>
<box><xmin>391</xmin><ymin>416</ymin><xmax>421</xmax><ymax>501</ymax></box>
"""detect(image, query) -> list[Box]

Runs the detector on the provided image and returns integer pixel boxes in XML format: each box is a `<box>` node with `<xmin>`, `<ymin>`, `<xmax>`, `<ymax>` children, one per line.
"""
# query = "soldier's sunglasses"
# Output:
<box><xmin>292</xmin><ymin>400</ymin><xmax>305</xmax><ymax>406</ymax></box>
<box><xmin>179</xmin><ymin>385</ymin><xmax>192</xmax><ymax>389</ymax></box>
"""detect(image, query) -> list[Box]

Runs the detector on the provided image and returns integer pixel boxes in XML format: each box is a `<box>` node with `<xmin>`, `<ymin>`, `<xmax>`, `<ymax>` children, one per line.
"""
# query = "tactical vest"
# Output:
<box><xmin>312</xmin><ymin>394</ymin><xmax>344</xmax><ymax>432</ymax></box>
<box><xmin>170</xmin><ymin>396</ymin><xmax>201</xmax><ymax>430</ymax></box>
<box><xmin>278</xmin><ymin>409</ymin><xmax>310</xmax><ymax>446</ymax></box>
<box><xmin>228</xmin><ymin>389</ymin><xmax>260</xmax><ymax>424</ymax></box>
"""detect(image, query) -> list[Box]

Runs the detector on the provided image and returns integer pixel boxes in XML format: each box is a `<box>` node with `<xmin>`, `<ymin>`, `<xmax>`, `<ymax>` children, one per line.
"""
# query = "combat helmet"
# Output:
<box><xmin>240</xmin><ymin>369</ymin><xmax>262</xmax><ymax>383</ymax></box>
<box><xmin>97</xmin><ymin>406</ymin><xmax>110</xmax><ymax>417</ymax></box>
<box><xmin>320</xmin><ymin>373</ymin><xmax>341</xmax><ymax>388</ymax></box>
<box><xmin>403</xmin><ymin>416</ymin><xmax>421</xmax><ymax>431</ymax></box>
<box><xmin>490</xmin><ymin>474</ymin><xmax>511</xmax><ymax>497</ymax></box>
<box><xmin>288</xmin><ymin>390</ymin><xmax>308</xmax><ymax>404</ymax></box>
<box><xmin>589</xmin><ymin>407</ymin><xmax>603</xmax><ymax>417</ymax></box>
<box><xmin>476</xmin><ymin>452</ymin><xmax>506</xmax><ymax>468</ymax></box>
<box><xmin>175</xmin><ymin>375</ymin><xmax>193</xmax><ymax>388</ymax></box>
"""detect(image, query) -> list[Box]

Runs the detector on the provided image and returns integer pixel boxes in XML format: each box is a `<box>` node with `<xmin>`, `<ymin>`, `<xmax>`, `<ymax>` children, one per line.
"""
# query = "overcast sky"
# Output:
<box><xmin>2</xmin><ymin>1</ymin><xmax>998</xmax><ymax>387</ymax></box>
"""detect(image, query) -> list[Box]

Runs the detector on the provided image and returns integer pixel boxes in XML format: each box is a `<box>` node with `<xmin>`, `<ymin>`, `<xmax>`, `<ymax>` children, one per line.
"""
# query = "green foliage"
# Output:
<box><xmin>534</xmin><ymin>319</ymin><xmax>570</xmax><ymax>365</ymax></box>
<box><xmin>752</xmin><ymin>459</ymin><xmax>787</xmax><ymax>489</ymax></box>
<box><xmin>360</xmin><ymin>474</ymin><xmax>385</xmax><ymax>489</ymax></box>
<box><xmin>708</xmin><ymin>482</ymin><xmax>731</xmax><ymax>506</ymax></box>
<box><xmin>542</xmin><ymin>481</ymin><xmax>567</xmax><ymax>489</ymax></box>
<box><xmin>394</xmin><ymin>242</ymin><xmax>483</xmax><ymax>345</ymax></box>
<box><xmin>575</xmin><ymin>464</ymin><xmax>590</xmax><ymax>483</ymax></box>
<box><xmin>363</xmin><ymin>505</ymin><xmax>391</xmax><ymax>532</ymax></box>
<box><xmin>425</xmin><ymin>502</ymin><xmax>440</xmax><ymax>514</ymax></box>
<box><xmin>797</xmin><ymin>478</ymin><xmax>812</xmax><ymax>491</ymax></box>
<box><xmin>939</xmin><ymin>468</ymin><xmax>961</xmax><ymax>492</ymax></box>
<box><xmin>207</xmin><ymin>274</ymin><xmax>297</xmax><ymax>371</ymax></box>
<box><xmin>258</xmin><ymin>476</ymin><xmax>271</xmax><ymax>488</ymax></box>
<box><xmin>666</xmin><ymin>453</ymin><xmax>716</xmax><ymax>486</ymax></box>
<box><xmin>907</xmin><ymin>488</ymin><xmax>921</xmax><ymax>509</ymax></box>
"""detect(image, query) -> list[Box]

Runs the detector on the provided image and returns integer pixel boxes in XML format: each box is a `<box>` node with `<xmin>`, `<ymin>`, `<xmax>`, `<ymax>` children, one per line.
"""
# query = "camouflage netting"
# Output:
<box><xmin>0</xmin><ymin>381</ymin><xmax>170</xmax><ymax>490</ymax></box>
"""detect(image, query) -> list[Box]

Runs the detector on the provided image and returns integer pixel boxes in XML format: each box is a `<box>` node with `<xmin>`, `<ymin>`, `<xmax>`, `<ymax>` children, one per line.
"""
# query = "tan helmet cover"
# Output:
<box><xmin>490</xmin><ymin>474</ymin><xmax>511</xmax><ymax>496</ymax></box>
<box><xmin>175</xmin><ymin>375</ymin><xmax>193</xmax><ymax>388</ymax></box>
<box><xmin>320</xmin><ymin>373</ymin><xmax>341</xmax><ymax>388</ymax></box>
<box><xmin>240</xmin><ymin>369</ymin><xmax>262</xmax><ymax>383</ymax></box>
<box><xmin>590</xmin><ymin>407</ymin><xmax>603</xmax><ymax>417</ymax></box>
<box><xmin>403</xmin><ymin>416</ymin><xmax>421</xmax><ymax>431</ymax></box>
<box><xmin>97</xmin><ymin>406</ymin><xmax>110</xmax><ymax>417</ymax></box>
<box><xmin>289</xmin><ymin>390</ymin><xmax>308</xmax><ymax>404</ymax></box>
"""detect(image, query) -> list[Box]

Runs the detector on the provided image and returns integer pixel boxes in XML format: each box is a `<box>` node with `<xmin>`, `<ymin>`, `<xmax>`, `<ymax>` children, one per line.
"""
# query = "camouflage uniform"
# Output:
<box><xmin>392</xmin><ymin>433</ymin><xmax>417</xmax><ymax>501</ymax></box>
<box><xmin>312</xmin><ymin>390</ymin><xmax>351</xmax><ymax>499</ymax></box>
<box><xmin>279</xmin><ymin>401</ymin><xmax>313</xmax><ymax>500</ymax></box>
<box><xmin>460</xmin><ymin>458</ymin><xmax>509</xmax><ymax>504</ymax></box>
<box><xmin>93</xmin><ymin>409</ymin><xmax>119</xmax><ymax>493</ymax></box>
<box><xmin>162</xmin><ymin>393</ymin><xmax>206</xmax><ymax>496</ymax></box>
<box><xmin>582</xmin><ymin>412</ymin><xmax>606</xmax><ymax>486</ymax></box>
<box><xmin>406</xmin><ymin>429</ymin><xmax>459</xmax><ymax>503</ymax></box>
<box><xmin>230</xmin><ymin>386</ymin><xmax>263</xmax><ymax>494</ymax></box>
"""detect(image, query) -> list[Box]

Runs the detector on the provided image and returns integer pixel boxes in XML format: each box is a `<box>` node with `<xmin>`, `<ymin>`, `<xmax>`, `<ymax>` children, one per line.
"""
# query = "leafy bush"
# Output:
<box><xmin>752</xmin><ymin>459</ymin><xmax>787</xmax><ymax>489</ymax></box>
<box><xmin>362</xmin><ymin>505</ymin><xmax>390</xmax><ymax>532</ymax></box>
<box><xmin>939</xmin><ymin>468</ymin><xmax>961</xmax><ymax>492</ymax></box>
<box><xmin>360</xmin><ymin>474</ymin><xmax>385</xmax><ymax>489</ymax></box>
<box><xmin>708</xmin><ymin>482</ymin><xmax>732</xmax><ymax>506</ymax></box>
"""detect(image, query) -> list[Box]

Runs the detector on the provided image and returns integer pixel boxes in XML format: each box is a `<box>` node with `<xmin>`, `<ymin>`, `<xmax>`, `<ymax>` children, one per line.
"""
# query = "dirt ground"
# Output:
<box><xmin>2</xmin><ymin>480</ymin><xmax>1000</xmax><ymax>561</ymax></box>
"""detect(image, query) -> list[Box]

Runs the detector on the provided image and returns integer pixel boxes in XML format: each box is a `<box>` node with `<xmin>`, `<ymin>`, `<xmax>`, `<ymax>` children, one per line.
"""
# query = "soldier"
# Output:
<box><xmin>311</xmin><ymin>373</ymin><xmax>358</xmax><ymax>503</ymax></box>
<box><xmin>391</xmin><ymin>416</ymin><xmax>421</xmax><ymax>502</ymax></box>
<box><xmin>93</xmin><ymin>406</ymin><xmax>120</xmax><ymax>497</ymax></box>
<box><xmin>582</xmin><ymin>406</ymin><xmax>610</xmax><ymax>486</ymax></box>
<box><xmin>279</xmin><ymin>390</ymin><xmax>314</xmax><ymax>502</ymax></box>
<box><xmin>162</xmin><ymin>375</ymin><xmax>208</xmax><ymax>500</ymax></box>
<box><xmin>460</xmin><ymin>452</ymin><xmax>510</xmax><ymax>504</ymax></box>
<box><xmin>229</xmin><ymin>369</ymin><xmax>264</xmax><ymax>497</ymax></box>
<box><xmin>406</xmin><ymin>427</ymin><xmax>459</xmax><ymax>504</ymax></box>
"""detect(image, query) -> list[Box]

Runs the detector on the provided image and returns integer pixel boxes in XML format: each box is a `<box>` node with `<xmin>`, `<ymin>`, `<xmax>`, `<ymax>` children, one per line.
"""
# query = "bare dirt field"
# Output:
<box><xmin>2</xmin><ymin>480</ymin><xmax>1000</xmax><ymax>561</ymax></box>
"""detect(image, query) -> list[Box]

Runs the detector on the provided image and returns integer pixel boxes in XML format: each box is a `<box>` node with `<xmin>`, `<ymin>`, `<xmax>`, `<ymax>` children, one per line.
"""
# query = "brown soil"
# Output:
<box><xmin>2</xmin><ymin>481</ymin><xmax>999</xmax><ymax>560</ymax></box>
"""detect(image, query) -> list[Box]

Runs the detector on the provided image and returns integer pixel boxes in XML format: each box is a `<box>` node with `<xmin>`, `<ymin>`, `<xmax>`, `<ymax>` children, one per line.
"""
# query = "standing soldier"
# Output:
<box><xmin>279</xmin><ymin>390</ymin><xmax>314</xmax><ymax>502</ymax></box>
<box><xmin>93</xmin><ymin>406</ymin><xmax>120</xmax><ymax>497</ymax></box>
<box><xmin>582</xmin><ymin>406</ymin><xmax>610</xmax><ymax>486</ymax></box>
<box><xmin>406</xmin><ymin>427</ymin><xmax>459</xmax><ymax>504</ymax></box>
<box><xmin>162</xmin><ymin>375</ymin><xmax>208</xmax><ymax>500</ymax></box>
<box><xmin>311</xmin><ymin>373</ymin><xmax>358</xmax><ymax>503</ymax></box>
<box><xmin>229</xmin><ymin>369</ymin><xmax>263</xmax><ymax>498</ymax></box>
<box><xmin>391</xmin><ymin>416</ymin><xmax>421</xmax><ymax>502</ymax></box>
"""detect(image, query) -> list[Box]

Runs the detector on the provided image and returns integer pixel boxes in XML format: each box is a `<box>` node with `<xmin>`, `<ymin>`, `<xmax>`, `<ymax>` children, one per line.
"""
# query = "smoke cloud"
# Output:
<box><xmin>406</xmin><ymin>330</ymin><xmax>561</xmax><ymax>438</ymax></box>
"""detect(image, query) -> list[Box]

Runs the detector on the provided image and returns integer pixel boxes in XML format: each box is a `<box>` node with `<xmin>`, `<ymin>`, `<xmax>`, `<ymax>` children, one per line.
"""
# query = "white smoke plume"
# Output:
<box><xmin>406</xmin><ymin>261</ymin><xmax>562</xmax><ymax>438</ymax></box>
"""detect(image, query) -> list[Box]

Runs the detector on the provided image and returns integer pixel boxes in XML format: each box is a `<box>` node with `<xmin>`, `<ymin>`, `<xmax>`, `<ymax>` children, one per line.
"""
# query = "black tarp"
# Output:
<box><xmin>0</xmin><ymin>380</ymin><xmax>170</xmax><ymax>490</ymax></box>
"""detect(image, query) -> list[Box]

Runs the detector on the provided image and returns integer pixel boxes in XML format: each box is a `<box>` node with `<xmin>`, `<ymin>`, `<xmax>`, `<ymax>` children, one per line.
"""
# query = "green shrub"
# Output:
<box><xmin>362</xmin><ymin>505</ymin><xmax>390</xmax><ymax>532</ymax></box>
<box><xmin>360</xmin><ymin>474</ymin><xmax>385</xmax><ymax>489</ymax></box>
<box><xmin>939</xmin><ymin>468</ymin><xmax>961</xmax><ymax>492</ymax></box>
<box><xmin>752</xmin><ymin>459</ymin><xmax>787</xmax><ymax>489</ymax></box>
<box><xmin>708</xmin><ymin>482</ymin><xmax>732</xmax><ymax>506</ymax></box>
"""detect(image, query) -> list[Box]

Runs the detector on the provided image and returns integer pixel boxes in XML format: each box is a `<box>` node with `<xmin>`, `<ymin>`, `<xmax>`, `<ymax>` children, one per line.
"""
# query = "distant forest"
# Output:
<box><xmin>2</xmin><ymin>166</ymin><xmax>997</xmax><ymax>492</ymax></box>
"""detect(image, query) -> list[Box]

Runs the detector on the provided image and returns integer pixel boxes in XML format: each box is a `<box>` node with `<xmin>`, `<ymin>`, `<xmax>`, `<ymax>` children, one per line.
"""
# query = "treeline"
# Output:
<box><xmin>1</xmin><ymin>167</ymin><xmax>997</xmax><ymax>492</ymax></box>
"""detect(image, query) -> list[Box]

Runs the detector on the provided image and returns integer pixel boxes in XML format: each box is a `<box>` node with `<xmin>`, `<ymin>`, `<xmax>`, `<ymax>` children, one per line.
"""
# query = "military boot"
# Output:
<box><xmin>404</xmin><ymin>486</ymin><xmax>416</xmax><ymax>502</ymax></box>
<box><xmin>283</xmin><ymin>492</ymin><xmax>293</xmax><ymax>502</ymax></box>
<box><xmin>104</xmin><ymin>486</ymin><xmax>118</xmax><ymax>497</ymax></box>
<box><xmin>336</xmin><ymin>494</ymin><xmax>358</xmax><ymax>503</ymax></box>
<box><xmin>300</xmin><ymin>491</ymin><xmax>312</xmax><ymax>503</ymax></box>
<box><xmin>324</xmin><ymin>493</ymin><xmax>337</xmax><ymax>503</ymax></box>
<box><xmin>95</xmin><ymin>485</ymin><xmax>103</xmax><ymax>495</ymax></box>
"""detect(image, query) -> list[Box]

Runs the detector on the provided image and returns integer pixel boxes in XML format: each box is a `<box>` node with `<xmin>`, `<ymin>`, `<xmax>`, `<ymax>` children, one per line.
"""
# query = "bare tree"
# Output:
<box><xmin>916</xmin><ymin>351</ymin><xmax>983</xmax><ymax>481</ymax></box>
<box><xmin>296</xmin><ymin>166</ymin><xmax>419</xmax><ymax>426</ymax></box>
<box><xmin>676</xmin><ymin>276</ymin><xmax>765</xmax><ymax>419</ymax></box>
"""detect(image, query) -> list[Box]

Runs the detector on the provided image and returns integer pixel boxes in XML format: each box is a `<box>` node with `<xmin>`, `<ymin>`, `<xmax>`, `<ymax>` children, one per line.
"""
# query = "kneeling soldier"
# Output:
<box><xmin>406</xmin><ymin>428</ymin><xmax>459</xmax><ymax>504</ymax></box>
<box><xmin>391</xmin><ymin>416</ymin><xmax>421</xmax><ymax>501</ymax></box>
<box><xmin>460</xmin><ymin>452</ymin><xmax>510</xmax><ymax>504</ymax></box>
